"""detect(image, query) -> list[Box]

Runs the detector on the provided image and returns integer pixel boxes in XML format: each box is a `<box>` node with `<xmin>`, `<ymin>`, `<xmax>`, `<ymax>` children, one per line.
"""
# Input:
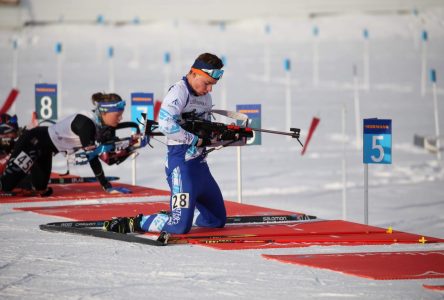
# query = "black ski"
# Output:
<box><xmin>41</xmin><ymin>214</ymin><xmax>317</xmax><ymax>229</ymax></box>
<box><xmin>227</xmin><ymin>214</ymin><xmax>316</xmax><ymax>224</ymax></box>
<box><xmin>43</xmin><ymin>220</ymin><xmax>106</xmax><ymax>228</ymax></box>
<box><xmin>39</xmin><ymin>214</ymin><xmax>317</xmax><ymax>246</ymax></box>
<box><xmin>39</xmin><ymin>223</ymin><xmax>165</xmax><ymax>246</ymax></box>
<box><xmin>48</xmin><ymin>176</ymin><xmax>120</xmax><ymax>184</ymax></box>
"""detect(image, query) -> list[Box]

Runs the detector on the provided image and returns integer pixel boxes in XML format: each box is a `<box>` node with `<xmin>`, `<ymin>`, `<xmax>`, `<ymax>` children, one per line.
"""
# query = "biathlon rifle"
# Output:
<box><xmin>74</xmin><ymin>120</ymin><xmax>159</xmax><ymax>166</ymax></box>
<box><xmin>180</xmin><ymin>111</ymin><xmax>254</xmax><ymax>142</ymax></box>
<box><xmin>182</xmin><ymin>110</ymin><xmax>304</xmax><ymax>147</ymax></box>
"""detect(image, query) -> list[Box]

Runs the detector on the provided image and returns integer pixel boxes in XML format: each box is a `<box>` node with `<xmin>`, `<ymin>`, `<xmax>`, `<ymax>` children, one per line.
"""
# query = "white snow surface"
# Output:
<box><xmin>1</xmin><ymin>7</ymin><xmax>444</xmax><ymax>300</ymax></box>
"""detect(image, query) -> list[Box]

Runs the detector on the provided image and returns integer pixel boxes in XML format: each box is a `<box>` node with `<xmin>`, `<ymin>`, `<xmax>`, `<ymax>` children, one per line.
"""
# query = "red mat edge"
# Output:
<box><xmin>261</xmin><ymin>251</ymin><xmax>444</xmax><ymax>280</ymax></box>
<box><xmin>423</xmin><ymin>284</ymin><xmax>444</xmax><ymax>291</ymax></box>
<box><xmin>261</xmin><ymin>253</ymin><xmax>365</xmax><ymax>277</ymax></box>
<box><xmin>0</xmin><ymin>183</ymin><xmax>170</xmax><ymax>204</ymax></box>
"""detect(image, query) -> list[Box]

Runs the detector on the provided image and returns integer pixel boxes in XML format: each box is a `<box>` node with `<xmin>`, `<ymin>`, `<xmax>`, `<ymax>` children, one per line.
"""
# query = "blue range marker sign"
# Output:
<box><xmin>131</xmin><ymin>92</ymin><xmax>154</xmax><ymax>133</ymax></box>
<box><xmin>35</xmin><ymin>83</ymin><xmax>58</xmax><ymax>121</ymax></box>
<box><xmin>236</xmin><ymin>104</ymin><xmax>261</xmax><ymax>145</ymax></box>
<box><xmin>363</xmin><ymin>118</ymin><xmax>392</xmax><ymax>164</ymax></box>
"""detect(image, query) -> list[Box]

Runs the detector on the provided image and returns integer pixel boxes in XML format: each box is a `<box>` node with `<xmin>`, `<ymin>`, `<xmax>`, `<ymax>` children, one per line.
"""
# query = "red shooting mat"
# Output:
<box><xmin>17</xmin><ymin>200</ymin><xmax>443</xmax><ymax>250</ymax></box>
<box><xmin>180</xmin><ymin>220</ymin><xmax>443</xmax><ymax>250</ymax></box>
<box><xmin>16</xmin><ymin>200</ymin><xmax>300</xmax><ymax>220</ymax></box>
<box><xmin>262</xmin><ymin>250</ymin><xmax>444</xmax><ymax>280</ymax></box>
<box><xmin>1</xmin><ymin>172</ymin><xmax>169</xmax><ymax>204</ymax></box>
<box><xmin>1</xmin><ymin>179</ymin><xmax>170</xmax><ymax>204</ymax></box>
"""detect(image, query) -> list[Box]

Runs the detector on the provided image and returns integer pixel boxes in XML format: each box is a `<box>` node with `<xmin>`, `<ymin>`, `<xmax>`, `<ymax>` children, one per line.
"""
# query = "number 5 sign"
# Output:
<box><xmin>362</xmin><ymin>118</ymin><xmax>391</xmax><ymax>225</ymax></box>
<box><xmin>363</xmin><ymin>118</ymin><xmax>392</xmax><ymax>164</ymax></box>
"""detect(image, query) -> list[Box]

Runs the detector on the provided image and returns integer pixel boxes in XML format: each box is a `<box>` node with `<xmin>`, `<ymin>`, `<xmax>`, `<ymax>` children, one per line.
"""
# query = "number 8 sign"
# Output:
<box><xmin>35</xmin><ymin>83</ymin><xmax>58</xmax><ymax>121</ymax></box>
<box><xmin>363</xmin><ymin>119</ymin><xmax>392</xmax><ymax>164</ymax></box>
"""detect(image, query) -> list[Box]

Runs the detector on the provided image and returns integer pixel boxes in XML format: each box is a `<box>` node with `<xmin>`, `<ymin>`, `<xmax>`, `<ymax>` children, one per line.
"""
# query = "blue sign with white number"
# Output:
<box><xmin>363</xmin><ymin>118</ymin><xmax>392</xmax><ymax>164</ymax></box>
<box><xmin>131</xmin><ymin>92</ymin><xmax>154</xmax><ymax>133</ymax></box>
<box><xmin>236</xmin><ymin>104</ymin><xmax>261</xmax><ymax>145</ymax></box>
<box><xmin>35</xmin><ymin>83</ymin><xmax>58</xmax><ymax>121</ymax></box>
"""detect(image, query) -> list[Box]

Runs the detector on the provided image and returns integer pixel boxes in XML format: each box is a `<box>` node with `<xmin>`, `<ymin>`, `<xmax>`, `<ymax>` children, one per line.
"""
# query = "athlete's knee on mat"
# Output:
<box><xmin>166</xmin><ymin>217</ymin><xmax>194</xmax><ymax>234</ymax></box>
<box><xmin>163</xmin><ymin>216</ymin><xmax>194</xmax><ymax>234</ymax></box>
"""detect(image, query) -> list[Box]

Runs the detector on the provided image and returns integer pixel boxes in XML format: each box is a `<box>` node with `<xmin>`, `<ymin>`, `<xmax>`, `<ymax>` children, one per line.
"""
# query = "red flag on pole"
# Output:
<box><xmin>0</xmin><ymin>89</ymin><xmax>19</xmax><ymax>114</ymax></box>
<box><xmin>301</xmin><ymin>117</ymin><xmax>320</xmax><ymax>155</ymax></box>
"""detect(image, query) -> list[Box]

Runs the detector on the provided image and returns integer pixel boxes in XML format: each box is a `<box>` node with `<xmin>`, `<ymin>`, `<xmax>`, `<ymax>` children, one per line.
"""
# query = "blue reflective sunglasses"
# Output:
<box><xmin>201</xmin><ymin>68</ymin><xmax>224</xmax><ymax>80</ymax></box>
<box><xmin>97</xmin><ymin>100</ymin><xmax>126</xmax><ymax>113</ymax></box>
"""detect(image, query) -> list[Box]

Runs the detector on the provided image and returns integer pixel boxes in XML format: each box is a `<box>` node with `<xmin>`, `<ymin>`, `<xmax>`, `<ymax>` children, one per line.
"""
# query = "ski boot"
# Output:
<box><xmin>103</xmin><ymin>214</ymin><xmax>143</xmax><ymax>234</ymax></box>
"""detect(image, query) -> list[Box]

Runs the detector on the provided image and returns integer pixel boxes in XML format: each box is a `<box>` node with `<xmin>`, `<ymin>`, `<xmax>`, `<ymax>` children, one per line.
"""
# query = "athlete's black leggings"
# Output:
<box><xmin>0</xmin><ymin>127</ymin><xmax>57</xmax><ymax>191</ymax></box>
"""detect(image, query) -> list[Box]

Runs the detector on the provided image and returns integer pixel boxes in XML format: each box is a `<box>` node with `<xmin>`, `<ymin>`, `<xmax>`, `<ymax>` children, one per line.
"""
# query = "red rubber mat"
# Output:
<box><xmin>16</xmin><ymin>200</ymin><xmax>299</xmax><ymax>220</ymax></box>
<box><xmin>17</xmin><ymin>200</ymin><xmax>443</xmax><ymax>250</ymax></box>
<box><xmin>262</xmin><ymin>251</ymin><xmax>444</xmax><ymax>280</ymax></box>
<box><xmin>178</xmin><ymin>220</ymin><xmax>443</xmax><ymax>250</ymax></box>
<box><xmin>1</xmin><ymin>182</ymin><xmax>169</xmax><ymax>204</ymax></box>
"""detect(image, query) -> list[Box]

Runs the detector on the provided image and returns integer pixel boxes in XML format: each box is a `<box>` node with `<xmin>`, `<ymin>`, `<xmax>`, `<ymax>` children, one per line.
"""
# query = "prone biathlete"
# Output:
<box><xmin>0</xmin><ymin>93</ymin><xmax>133</xmax><ymax>196</ymax></box>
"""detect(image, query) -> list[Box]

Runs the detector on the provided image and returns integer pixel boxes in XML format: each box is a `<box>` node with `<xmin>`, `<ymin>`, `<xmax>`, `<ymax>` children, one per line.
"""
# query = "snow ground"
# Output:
<box><xmin>1</xmin><ymin>5</ymin><xmax>444</xmax><ymax>300</ymax></box>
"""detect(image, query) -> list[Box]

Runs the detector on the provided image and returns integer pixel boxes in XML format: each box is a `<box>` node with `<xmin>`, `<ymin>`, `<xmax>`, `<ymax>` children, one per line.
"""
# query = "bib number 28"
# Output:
<box><xmin>172</xmin><ymin>193</ymin><xmax>190</xmax><ymax>209</ymax></box>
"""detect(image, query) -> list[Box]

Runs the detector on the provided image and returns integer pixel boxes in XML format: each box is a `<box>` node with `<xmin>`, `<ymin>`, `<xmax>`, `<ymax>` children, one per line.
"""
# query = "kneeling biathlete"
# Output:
<box><xmin>0</xmin><ymin>92</ymin><xmax>135</xmax><ymax>196</ymax></box>
<box><xmin>106</xmin><ymin>53</ymin><xmax>235</xmax><ymax>235</ymax></box>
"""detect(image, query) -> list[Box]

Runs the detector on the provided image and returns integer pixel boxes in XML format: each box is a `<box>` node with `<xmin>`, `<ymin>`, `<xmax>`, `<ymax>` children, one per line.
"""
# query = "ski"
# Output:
<box><xmin>39</xmin><ymin>223</ymin><xmax>166</xmax><ymax>246</ymax></box>
<box><xmin>41</xmin><ymin>214</ymin><xmax>317</xmax><ymax>229</ymax></box>
<box><xmin>166</xmin><ymin>228</ymin><xmax>392</xmax><ymax>244</ymax></box>
<box><xmin>182</xmin><ymin>238</ymin><xmax>276</xmax><ymax>245</ymax></box>
<box><xmin>180</xmin><ymin>237</ymin><xmax>436</xmax><ymax>245</ymax></box>
<box><xmin>43</xmin><ymin>220</ymin><xmax>106</xmax><ymax>228</ymax></box>
<box><xmin>39</xmin><ymin>214</ymin><xmax>318</xmax><ymax>246</ymax></box>
<box><xmin>48</xmin><ymin>176</ymin><xmax>120</xmax><ymax>184</ymax></box>
<box><xmin>227</xmin><ymin>214</ymin><xmax>316</xmax><ymax>224</ymax></box>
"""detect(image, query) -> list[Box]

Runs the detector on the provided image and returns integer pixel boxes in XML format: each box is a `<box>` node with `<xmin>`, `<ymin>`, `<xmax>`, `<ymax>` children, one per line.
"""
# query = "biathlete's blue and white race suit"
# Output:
<box><xmin>139</xmin><ymin>77</ymin><xmax>226</xmax><ymax>234</ymax></box>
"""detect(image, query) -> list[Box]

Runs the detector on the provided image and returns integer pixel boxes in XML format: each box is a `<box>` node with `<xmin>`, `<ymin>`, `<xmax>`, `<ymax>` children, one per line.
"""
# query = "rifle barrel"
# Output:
<box><xmin>251</xmin><ymin>128</ymin><xmax>296</xmax><ymax>137</ymax></box>
<box><xmin>250</xmin><ymin>127</ymin><xmax>304</xmax><ymax>147</ymax></box>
